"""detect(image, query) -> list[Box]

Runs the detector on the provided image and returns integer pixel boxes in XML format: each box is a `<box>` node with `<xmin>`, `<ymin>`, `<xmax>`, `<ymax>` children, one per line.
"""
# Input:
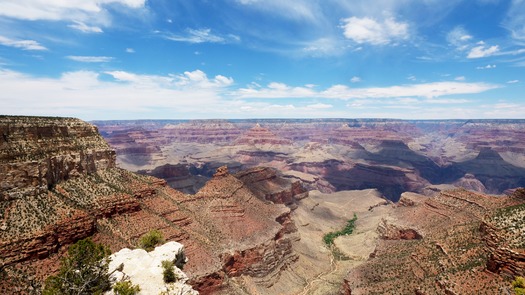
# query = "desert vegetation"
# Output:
<box><xmin>138</xmin><ymin>229</ymin><xmax>165</xmax><ymax>252</ymax></box>
<box><xmin>323</xmin><ymin>213</ymin><xmax>357</xmax><ymax>246</ymax></box>
<box><xmin>43</xmin><ymin>238</ymin><xmax>112</xmax><ymax>295</ymax></box>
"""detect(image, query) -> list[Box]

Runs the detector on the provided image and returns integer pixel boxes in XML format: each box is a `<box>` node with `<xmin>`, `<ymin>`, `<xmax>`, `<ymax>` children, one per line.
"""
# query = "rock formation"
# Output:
<box><xmin>94</xmin><ymin>119</ymin><xmax>525</xmax><ymax>201</ymax></box>
<box><xmin>0</xmin><ymin>116</ymin><xmax>306</xmax><ymax>294</ymax></box>
<box><xmin>107</xmin><ymin>241</ymin><xmax>198</xmax><ymax>295</ymax></box>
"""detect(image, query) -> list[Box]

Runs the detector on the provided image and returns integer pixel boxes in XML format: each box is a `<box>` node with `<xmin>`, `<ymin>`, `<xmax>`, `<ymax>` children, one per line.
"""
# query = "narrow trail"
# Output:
<box><xmin>297</xmin><ymin>248</ymin><xmax>339</xmax><ymax>295</ymax></box>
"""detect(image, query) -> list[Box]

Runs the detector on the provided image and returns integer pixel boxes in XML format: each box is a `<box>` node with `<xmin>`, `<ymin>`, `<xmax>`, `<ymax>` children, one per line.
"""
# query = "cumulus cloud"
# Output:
<box><xmin>0</xmin><ymin>68</ymin><xmax>236</xmax><ymax>119</ymax></box>
<box><xmin>340</xmin><ymin>15</ymin><xmax>409</xmax><ymax>45</ymax></box>
<box><xmin>67</xmin><ymin>56</ymin><xmax>114</xmax><ymax>62</ymax></box>
<box><xmin>0</xmin><ymin>35</ymin><xmax>47</xmax><ymax>50</ymax></box>
<box><xmin>163</xmin><ymin>28</ymin><xmax>239</xmax><ymax>44</ymax></box>
<box><xmin>467</xmin><ymin>44</ymin><xmax>500</xmax><ymax>58</ymax></box>
<box><xmin>68</xmin><ymin>21</ymin><xmax>103</xmax><ymax>33</ymax></box>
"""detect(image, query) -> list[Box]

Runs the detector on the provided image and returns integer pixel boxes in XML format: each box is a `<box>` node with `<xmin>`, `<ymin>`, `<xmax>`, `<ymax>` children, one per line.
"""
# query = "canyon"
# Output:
<box><xmin>94</xmin><ymin>119</ymin><xmax>525</xmax><ymax>201</ymax></box>
<box><xmin>1</xmin><ymin>116</ymin><xmax>525</xmax><ymax>294</ymax></box>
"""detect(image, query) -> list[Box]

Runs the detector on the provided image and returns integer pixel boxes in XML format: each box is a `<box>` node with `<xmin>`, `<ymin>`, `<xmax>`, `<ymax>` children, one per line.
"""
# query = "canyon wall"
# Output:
<box><xmin>0</xmin><ymin>116</ymin><xmax>306</xmax><ymax>294</ymax></box>
<box><xmin>94</xmin><ymin>119</ymin><xmax>525</xmax><ymax>201</ymax></box>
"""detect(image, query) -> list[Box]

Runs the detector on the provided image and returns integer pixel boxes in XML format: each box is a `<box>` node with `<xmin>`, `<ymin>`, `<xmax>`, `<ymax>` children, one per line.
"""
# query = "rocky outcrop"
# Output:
<box><xmin>107</xmin><ymin>241</ymin><xmax>198</xmax><ymax>295</ymax></box>
<box><xmin>235</xmin><ymin>166</ymin><xmax>308</xmax><ymax>206</ymax></box>
<box><xmin>453</xmin><ymin>173</ymin><xmax>487</xmax><ymax>192</ymax></box>
<box><xmin>235</xmin><ymin>124</ymin><xmax>292</xmax><ymax>145</ymax></box>
<box><xmin>377</xmin><ymin>218</ymin><xmax>423</xmax><ymax>240</ymax></box>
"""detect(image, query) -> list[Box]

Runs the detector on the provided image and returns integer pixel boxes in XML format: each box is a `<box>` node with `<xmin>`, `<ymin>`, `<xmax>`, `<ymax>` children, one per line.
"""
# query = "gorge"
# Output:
<box><xmin>1</xmin><ymin>116</ymin><xmax>525</xmax><ymax>294</ymax></box>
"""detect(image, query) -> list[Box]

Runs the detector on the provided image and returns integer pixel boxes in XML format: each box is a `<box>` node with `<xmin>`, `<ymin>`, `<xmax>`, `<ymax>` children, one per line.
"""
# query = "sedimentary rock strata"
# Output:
<box><xmin>0</xmin><ymin>116</ymin><xmax>306</xmax><ymax>294</ymax></box>
<box><xmin>94</xmin><ymin>119</ymin><xmax>525</xmax><ymax>201</ymax></box>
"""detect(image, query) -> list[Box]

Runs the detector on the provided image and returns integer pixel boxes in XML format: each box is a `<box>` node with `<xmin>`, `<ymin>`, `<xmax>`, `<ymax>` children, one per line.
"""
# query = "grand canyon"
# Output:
<box><xmin>1</xmin><ymin>116</ymin><xmax>525</xmax><ymax>294</ymax></box>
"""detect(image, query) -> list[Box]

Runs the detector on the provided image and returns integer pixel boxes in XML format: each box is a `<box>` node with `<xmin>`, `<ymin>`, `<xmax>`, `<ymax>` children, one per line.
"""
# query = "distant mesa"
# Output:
<box><xmin>235</xmin><ymin>123</ymin><xmax>292</xmax><ymax>145</ymax></box>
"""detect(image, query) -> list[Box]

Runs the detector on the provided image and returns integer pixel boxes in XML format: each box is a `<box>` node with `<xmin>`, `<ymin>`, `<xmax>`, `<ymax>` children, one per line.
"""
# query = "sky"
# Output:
<box><xmin>1</xmin><ymin>0</ymin><xmax>525</xmax><ymax>120</ymax></box>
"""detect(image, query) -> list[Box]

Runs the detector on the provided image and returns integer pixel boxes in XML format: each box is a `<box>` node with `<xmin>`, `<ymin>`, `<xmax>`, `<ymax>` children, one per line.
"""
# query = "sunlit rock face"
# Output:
<box><xmin>107</xmin><ymin>241</ymin><xmax>198</xmax><ymax>295</ymax></box>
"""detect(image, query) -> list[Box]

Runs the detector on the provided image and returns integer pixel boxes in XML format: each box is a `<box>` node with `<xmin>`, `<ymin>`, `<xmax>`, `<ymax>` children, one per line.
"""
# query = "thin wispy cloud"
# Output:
<box><xmin>350</xmin><ymin>76</ymin><xmax>362</xmax><ymax>83</ymax></box>
<box><xmin>0</xmin><ymin>36</ymin><xmax>47</xmax><ymax>50</ymax></box>
<box><xmin>477</xmin><ymin>64</ymin><xmax>496</xmax><ymax>69</ymax></box>
<box><xmin>66</xmin><ymin>56</ymin><xmax>114</xmax><ymax>63</ymax></box>
<box><xmin>163</xmin><ymin>28</ymin><xmax>239</xmax><ymax>44</ymax></box>
<box><xmin>236</xmin><ymin>81</ymin><xmax>499</xmax><ymax>100</ymax></box>
<box><xmin>68</xmin><ymin>21</ymin><xmax>103</xmax><ymax>33</ymax></box>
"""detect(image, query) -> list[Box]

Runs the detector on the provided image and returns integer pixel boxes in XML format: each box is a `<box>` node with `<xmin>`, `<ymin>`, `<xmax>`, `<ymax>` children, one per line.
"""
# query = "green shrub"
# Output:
<box><xmin>43</xmin><ymin>238</ymin><xmax>112</xmax><ymax>295</ymax></box>
<box><xmin>113</xmin><ymin>280</ymin><xmax>141</xmax><ymax>295</ymax></box>
<box><xmin>138</xmin><ymin>229</ymin><xmax>165</xmax><ymax>252</ymax></box>
<box><xmin>323</xmin><ymin>213</ymin><xmax>357</xmax><ymax>246</ymax></box>
<box><xmin>513</xmin><ymin>276</ymin><xmax>525</xmax><ymax>295</ymax></box>
<box><xmin>161</xmin><ymin>260</ymin><xmax>177</xmax><ymax>283</ymax></box>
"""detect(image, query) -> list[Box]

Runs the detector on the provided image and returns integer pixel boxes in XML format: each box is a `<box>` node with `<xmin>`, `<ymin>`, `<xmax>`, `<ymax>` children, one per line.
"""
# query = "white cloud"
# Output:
<box><xmin>407</xmin><ymin>75</ymin><xmax>417</xmax><ymax>81</ymax></box>
<box><xmin>467</xmin><ymin>44</ymin><xmax>500</xmax><ymax>58</ymax></box>
<box><xmin>68</xmin><ymin>21</ymin><xmax>103</xmax><ymax>33</ymax></box>
<box><xmin>163</xmin><ymin>28</ymin><xmax>239</xmax><ymax>44</ymax></box>
<box><xmin>125</xmin><ymin>48</ymin><xmax>135</xmax><ymax>53</ymax></box>
<box><xmin>306</xmin><ymin>103</ymin><xmax>332</xmax><ymax>109</ymax></box>
<box><xmin>0</xmin><ymin>0</ymin><xmax>145</xmax><ymax>21</ymax></box>
<box><xmin>507</xmin><ymin>80</ymin><xmax>519</xmax><ymax>84</ymax></box>
<box><xmin>476</xmin><ymin>64</ymin><xmax>496</xmax><ymax>69</ymax></box>
<box><xmin>340</xmin><ymin>15</ymin><xmax>409</xmax><ymax>45</ymax></box>
<box><xmin>0</xmin><ymin>68</ymin><xmax>235</xmax><ymax>119</ymax></box>
<box><xmin>350</xmin><ymin>76</ymin><xmax>362</xmax><ymax>83</ymax></box>
<box><xmin>236</xmin><ymin>81</ymin><xmax>499</xmax><ymax>100</ymax></box>
<box><xmin>455</xmin><ymin>76</ymin><xmax>466</xmax><ymax>81</ymax></box>
<box><xmin>67</xmin><ymin>56</ymin><xmax>114</xmax><ymax>62</ymax></box>
<box><xmin>503</xmin><ymin>0</ymin><xmax>525</xmax><ymax>41</ymax></box>
<box><xmin>447</xmin><ymin>26</ymin><xmax>472</xmax><ymax>50</ymax></box>
<box><xmin>0</xmin><ymin>35</ymin><xmax>47</xmax><ymax>50</ymax></box>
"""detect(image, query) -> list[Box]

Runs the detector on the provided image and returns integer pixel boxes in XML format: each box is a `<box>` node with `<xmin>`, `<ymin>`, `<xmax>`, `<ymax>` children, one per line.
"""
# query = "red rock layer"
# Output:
<box><xmin>0</xmin><ymin>117</ymin><xmax>306</xmax><ymax>295</ymax></box>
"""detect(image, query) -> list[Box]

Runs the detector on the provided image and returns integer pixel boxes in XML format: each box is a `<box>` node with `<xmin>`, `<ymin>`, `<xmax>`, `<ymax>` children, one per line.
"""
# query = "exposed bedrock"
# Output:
<box><xmin>1</xmin><ymin>116</ymin><xmax>116</xmax><ymax>200</ymax></box>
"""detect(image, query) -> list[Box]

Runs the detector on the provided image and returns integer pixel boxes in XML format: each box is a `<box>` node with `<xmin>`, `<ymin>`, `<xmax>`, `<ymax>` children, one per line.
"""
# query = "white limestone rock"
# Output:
<box><xmin>106</xmin><ymin>241</ymin><xmax>198</xmax><ymax>295</ymax></box>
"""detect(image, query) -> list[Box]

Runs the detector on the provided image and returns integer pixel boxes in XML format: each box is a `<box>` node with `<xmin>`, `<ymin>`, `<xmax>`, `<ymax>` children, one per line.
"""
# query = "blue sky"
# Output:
<box><xmin>1</xmin><ymin>0</ymin><xmax>524</xmax><ymax>120</ymax></box>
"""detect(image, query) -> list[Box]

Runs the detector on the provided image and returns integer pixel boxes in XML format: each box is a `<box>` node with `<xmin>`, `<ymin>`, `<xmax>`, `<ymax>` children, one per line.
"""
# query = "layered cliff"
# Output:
<box><xmin>94</xmin><ymin>119</ymin><xmax>525</xmax><ymax>201</ymax></box>
<box><xmin>0</xmin><ymin>116</ymin><xmax>306</xmax><ymax>294</ymax></box>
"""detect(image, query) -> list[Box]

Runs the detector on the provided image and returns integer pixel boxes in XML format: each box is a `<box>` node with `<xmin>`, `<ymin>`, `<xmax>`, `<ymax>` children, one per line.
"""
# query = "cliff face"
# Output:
<box><xmin>0</xmin><ymin>116</ymin><xmax>306</xmax><ymax>294</ymax></box>
<box><xmin>1</xmin><ymin>116</ymin><xmax>116</xmax><ymax>200</ymax></box>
